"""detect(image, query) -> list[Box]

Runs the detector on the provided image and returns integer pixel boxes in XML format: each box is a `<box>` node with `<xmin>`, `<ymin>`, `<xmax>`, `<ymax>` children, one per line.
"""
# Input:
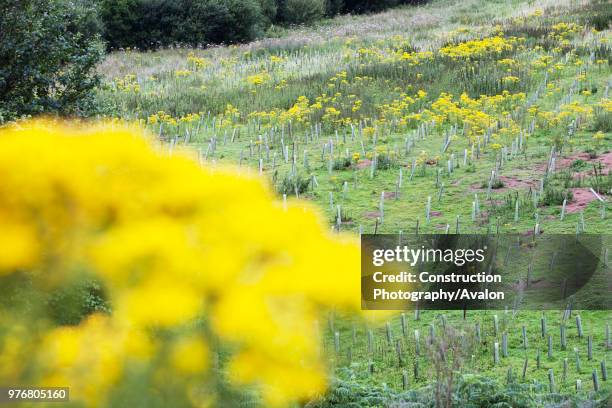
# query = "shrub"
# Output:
<box><xmin>339</xmin><ymin>0</ymin><xmax>426</xmax><ymax>14</ymax></box>
<box><xmin>333</xmin><ymin>157</ymin><xmax>352</xmax><ymax>170</ymax></box>
<box><xmin>186</xmin><ymin>0</ymin><xmax>264</xmax><ymax>44</ymax></box>
<box><xmin>342</xmin><ymin>0</ymin><xmax>400</xmax><ymax>13</ymax></box>
<box><xmin>591</xmin><ymin>162</ymin><xmax>612</xmax><ymax>195</ymax></box>
<box><xmin>491</xmin><ymin>179</ymin><xmax>505</xmax><ymax>189</ymax></box>
<box><xmin>259</xmin><ymin>0</ymin><xmax>278</xmax><ymax>24</ymax></box>
<box><xmin>325</xmin><ymin>0</ymin><xmax>344</xmax><ymax>16</ymax></box>
<box><xmin>223</xmin><ymin>0</ymin><xmax>263</xmax><ymax>42</ymax></box>
<box><xmin>481</xmin><ymin>179</ymin><xmax>505</xmax><ymax>189</ymax></box>
<box><xmin>278</xmin><ymin>172</ymin><xmax>312</xmax><ymax>195</ymax></box>
<box><xmin>282</xmin><ymin>0</ymin><xmax>326</xmax><ymax>24</ymax></box>
<box><xmin>0</xmin><ymin>0</ymin><xmax>104</xmax><ymax>122</ymax></box>
<box><xmin>570</xmin><ymin>159</ymin><xmax>587</xmax><ymax>170</ymax></box>
<box><xmin>376</xmin><ymin>153</ymin><xmax>397</xmax><ymax>170</ymax></box>
<box><xmin>100</xmin><ymin>0</ymin><xmax>181</xmax><ymax>50</ymax></box>
<box><xmin>66</xmin><ymin>0</ymin><xmax>105</xmax><ymax>39</ymax></box>
<box><xmin>540</xmin><ymin>185</ymin><xmax>572</xmax><ymax>206</ymax></box>
<box><xmin>100</xmin><ymin>0</ymin><xmax>264</xmax><ymax>49</ymax></box>
<box><xmin>99</xmin><ymin>0</ymin><xmax>430</xmax><ymax>49</ymax></box>
<box><xmin>593</xmin><ymin>111</ymin><xmax>612</xmax><ymax>132</ymax></box>
<box><xmin>586</xmin><ymin>0</ymin><xmax>612</xmax><ymax>31</ymax></box>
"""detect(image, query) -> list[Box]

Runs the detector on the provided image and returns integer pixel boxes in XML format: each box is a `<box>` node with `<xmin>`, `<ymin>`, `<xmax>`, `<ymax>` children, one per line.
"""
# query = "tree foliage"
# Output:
<box><xmin>0</xmin><ymin>0</ymin><xmax>104</xmax><ymax>122</ymax></box>
<box><xmin>99</xmin><ymin>0</ymin><xmax>429</xmax><ymax>49</ymax></box>
<box><xmin>100</xmin><ymin>0</ymin><xmax>264</xmax><ymax>49</ymax></box>
<box><xmin>282</xmin><ymin>0</ymin><xmax>326</xmax><ymax>24</ymax></box>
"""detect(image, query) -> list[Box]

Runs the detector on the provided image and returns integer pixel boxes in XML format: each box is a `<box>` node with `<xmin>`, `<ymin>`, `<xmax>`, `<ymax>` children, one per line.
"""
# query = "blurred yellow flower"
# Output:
<box><xmin>0</xmin><ymin>119</ymin><xmax>360</xmax><ymax>407</ymax></box>
<box><xmin>170</xmin><ymin>336</ymin><xmax>209</xmax><ymax>375</ymax></box>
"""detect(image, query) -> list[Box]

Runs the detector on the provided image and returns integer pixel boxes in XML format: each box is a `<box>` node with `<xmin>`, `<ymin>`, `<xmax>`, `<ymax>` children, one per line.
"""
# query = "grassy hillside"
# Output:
<box><xmin>96</xmin><ymin>0</ymin><xmax>611</xmax><ymax>405</ymax></box>
<box><xmin>97</xmin><ymin>0</ymin><xmax>610</xmax><ymax>236</ymax></box>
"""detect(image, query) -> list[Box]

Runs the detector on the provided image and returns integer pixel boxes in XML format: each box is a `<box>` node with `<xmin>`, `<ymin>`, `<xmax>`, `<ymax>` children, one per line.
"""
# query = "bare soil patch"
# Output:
<box><xmin>539</xmin><ymin>151</ymin><xmax>612</xmax><ymax>174</ymax></box>
<box><xmin>565</xmin><ymin>187</ymin><xmax>600</xmax><ymax>213</ymax></box>
<box><xmin>364</xmin><ymin>211</ymin><xmax>381</xmax><ymax>219</ymax></box>
<box><xmin>355</xmin><ymin>159</ymin><xmax>372</xmax><ymax>169</ymax></box>
<box><xmin>470</xmin><ymin>175</ymin><xmax>537</xmax><ymax>192</ymax></box>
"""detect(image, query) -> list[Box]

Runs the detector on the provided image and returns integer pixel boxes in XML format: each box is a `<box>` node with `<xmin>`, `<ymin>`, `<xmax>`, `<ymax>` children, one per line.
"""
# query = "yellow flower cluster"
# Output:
<box><xmin>351</xmin><ymin>36</ymin><xmax>433</xmax><ymax>67</ymax></box>
<box><xmin>363</xmin><ymin>126</ymin><xmax>376</xmax><ymax>138</ymax></box>
<box><xmin>275</xmin><ymin>79</ymin><xmax>288</xmax><ymax>90</ymax></box>
<box><xmin>249</xmin><ymin>95</ymin><xmax>314</xmax><ymax>127</ymax></box>
<box><xmin>428</xmin><ymin>91</ymin><xmax>525</xmax><ymax>140</ymax></box>
<box><xmin>598</xmin><ymin>98</ymin><xmax>612</xmax><ymax>112</ymax></box>
<box><xmin>531</xmin><ymin>55</ymin><xmax>554</xmax><ymax>69</ymax></box>
<box><xmin>270</xmin><ymin>55</ymin><xmax>286</xmax><ymax>64</ymax></box>
<box><xmin>247</xmin><ymin>71</ymin><xmax>271</xmax><ymax>86</ymax></box>
<box><xmin>0</xmin><ymin>120</ymin><xmax>360</xmax><ymax>407</ymax></box>
<box><xmin>187</xmin><ymin>52</ymin><xmax>210</xmax><ymax>71</ymax></box>
<box><xmin>415</xmin><ymin>150</ymin><xmax>430</xmax><ymax>166</ymax></box>
<box><xmin>179</xmin><ymin>112</ymin><xmax>201</xmax><ymax>124</ymax></box>
<box><xmin>502</xmin><ymin>75</ymin><xmax>520</xmax><ymax>83</ymax></box>
<box><xmin>148</xmin><ymin>111</ymin><xmax>177</xmax><ymax>126</ymax></box>
<box><xmin>219</xmin><ymin>103</ymin><xmax>241</xmax><ymax>128</ymax></box>
<box><xmin>328</xmin><ymin>71</ymin><xmax>349</xmax><ymax>88</ymax></box>
<box><xmin>550</xmin><ymin>22</ymin><xmax>581</xmax><ymax>40</ymax></box>
<box><xmin>113</xmin><ymin>74</ymin><xmax>141</xmax><ymax>93</ymax></box>
<box><xmin>593</xmin><ymin>131</ymin><xmax>605</xmax><ymax>142</ymax></box>
<box><xmin>282</xmin><ymin>95</ymin><xmax>313</xmax><ymax>124</ymax></box>
<box><xmin>175</xmin><ymin>69</ymin><xmax>192</xmax><ymax>78</ymax></box>
<box><xmin>322</xmin><ymin>106</ymin><xmax>342</xmax><ymax>124</ymax></box>
<box><xmin>398</xmin><ymin>50</ymin><xmax>434</xmax><ymax>66</ymax></box>
<box><xmin>379</xmin><ymin>94</ymin><xmax>417</xmax><ymax>123</ymax></box>
<box><xmin>440</xmin><ymin>36</ymin><xmax>518</xmax><ymax>59</ymax></box>
<box><xmin>556</xmin><ymin>101</ymin><xmax>594</xmax><ymax>123</ymax></box>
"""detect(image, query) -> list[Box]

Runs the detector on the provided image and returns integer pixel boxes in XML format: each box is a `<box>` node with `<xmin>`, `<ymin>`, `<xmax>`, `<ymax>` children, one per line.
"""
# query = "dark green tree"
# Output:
<box><xmin>259</xmin><ymin>0</ymin><xmax>278</xmax><ymax>24</ymax></box>
<box><xmin>282</xmin><ymin>0</ymin><xmax>326</xmax><ymax>24</ymax></box>
<box><xmin>341</xmin><ymin>0</ymin><xmax>400</xmax><ymax>13</ymax></box>
<box><xmin>101</xmin><ymin>0</ymin><xmax>264</xmax><ymax>49</ymax></box>
<box><xmin>325</xmin><ymin>0</ymin><xmax>344</xmax><ymax>16</ymax></box>
<box><xmin>0</xmin><ymin>0</ymin><xmax>104</xmax><ymax>122</ymax></box>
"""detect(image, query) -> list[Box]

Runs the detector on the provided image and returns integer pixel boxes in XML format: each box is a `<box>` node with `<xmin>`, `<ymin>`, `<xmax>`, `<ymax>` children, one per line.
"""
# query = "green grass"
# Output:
<box><xmin>318</xmin><ymin>309</ymin><xmax>611</xmax><ymax>404</ymax></box>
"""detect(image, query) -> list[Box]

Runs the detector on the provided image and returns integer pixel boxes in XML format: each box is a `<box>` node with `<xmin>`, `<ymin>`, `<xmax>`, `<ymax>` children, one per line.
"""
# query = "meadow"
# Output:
<box><xmin>98</xmin><ymin>0</ymin><xmax>611</xmax><ymax>237</ymax></box>
<box><xmin>46</xmin><ymin>0</ymin><xmax>612</xmax><ymax>405</ymax></box>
